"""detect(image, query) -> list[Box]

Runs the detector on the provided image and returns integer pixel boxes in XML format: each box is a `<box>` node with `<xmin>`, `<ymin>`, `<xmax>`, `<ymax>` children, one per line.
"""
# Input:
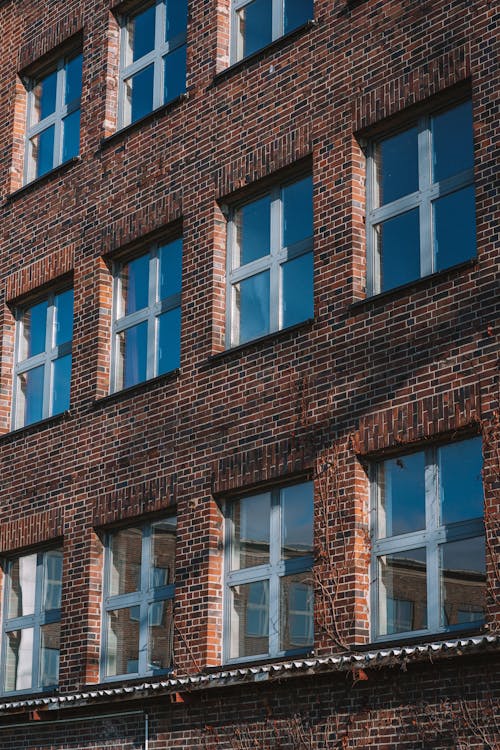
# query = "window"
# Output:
<box><xmin>102</xmin><ymin>518</ymin><xmax>176</xmax><ymax>679</ymax></box>
<box><xmin>231</xmin><ymin>0</ymin><xmax>314</xmax><ymax>63</ymax></box>
<box><xmin>371</xmin><ymin>437</ymin><xmax>485</xmax><ymax>640</ymax></box>
<box><xmin>24</xmin><ymin>52</ymin><xmax>82</xmax><ymax>183</ymax></box>
<box><xmin>226</xmin><ymin>173</ymin><xmax>313</xmax><ymax>347</ymax></box>
<box><xmin>111</xmin><ymin>238</ymin><xmax>182</xmax><ymax>391</ymax></box>
<box><xmin>13</xmin><ymin>289</ymin><xmax>74</xmax><ymax>429</ymax></box>
<box><xmin>225</xmin><ymin>482</ymin><xmax>314</xmax><ymax>661</ymax></box>
<box><xmin>1</xmin><ymin>549</ymin><xmax>62</xmax><ymax>694</ymax></box>
<box><xmin>366</xmin><ymin>99</ymin><xmax>476</xmax><ymax>295</ymax></box>
<box><xmin>118</xmin><ymin>0</ymin><xmax>187</xmax><ymax>127</ymax></box>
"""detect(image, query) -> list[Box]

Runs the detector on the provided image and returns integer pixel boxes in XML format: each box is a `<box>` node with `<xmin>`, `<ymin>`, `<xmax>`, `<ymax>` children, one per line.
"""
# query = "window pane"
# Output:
<box><xmin>117</xmin><ymin>321</ymin><xmax>148</xmax><ymax>389</ymax></box>
<box><xmin>127</xmin><ymin>3</ymin><xmax>156</xmax><ymax>63</ymax></box>
<box><xmin>32</xmin><ymin>70</ymin><xmax>57</xmax><ymax>123</ymax></box>
<box><xmin>234</xmin><ymin>271</ymin><xmax>270</xmax><ymax>344</ymax></box>
<box><xmin>282</xmin><ymin>252</ymin><xmax>313</xmax><ymax>328</ymax></box>
<box><xmin>159</xmin><ymin>238</ymin><xmax>183</xmax><ymax>299</ymax></box>
<box><xmin>230</xmin><ymin>581</ymin><xmax>269</xmax><ymax>658</ymax></box>
<box><xmin>158</xmin><ymin>307</ymin><xmax>181</xmax><ymax>375</ymax></box>
<box><xmin>440</xmin><ymin>537</ymin><xmax>485</xmax><ymax>628</ymax></box>
<box><xmin>375</xmin><ymin>127</ymin><xmax>419</xmax><ymax>206</ymax></box>
<box><xmin>284</xmin><ymin>0</ymin><xmax>313</xmax><ymax>33</ymax></box>
<box><xmin>439</xmin><ymin>438</ymin><xmax>483</xmax><ymax>525</ymax></box>
<box><xmin>377</xmin><ymin>452</ymin><xmax>426</xmax><ymax>538</ymax></box>
<box><xmin>32</xmin><ymin>125</ymin><xmax>55</xmax><ymax>178</ymax></box>
<box><xmin>62</xmin><ymin>109</ymin><xmax>80</xmax><ymax>162</ymax></box>
<box><xmin>148</xmin><ymin>600</ymin><xmax>174</xmax><ymax>671</ymax></box>
<box><xmin>18</xmin><ymin>365</ymin><xmax>44</xmax><ymax>426</ymax></box>
<box><xmin>282</xmin><ymin>176</ymin><xmax>313</xmax><ymax>248</ymax></box>
<box><xmin>5</xmin><ymin>629</ymin><xmax>33</xmax><ymax>692</ymax></box>
<box><xmin>52</xmin><ymin>354</ymin><xmax>72</xmax><ymax>415</ymax></box>
<box><xmin>65</xmin><ymin>53</ymin><xmax>83</xmax><ymax>104</ymax></box>
<box><xmin>378</xmin><ymin>548</ymin><xmax>427</xmax><ymax>635</ymax></box>
<box><xmin>432</xmin><ymin>101</ymin><xmax>474</xmax><ymax>182</ymax></box>
<box><xmin>43</xmin><ymin>550</ymin><xmax>63</xmax><ymax>611</ymax></box>
<box><xmin>150</xmin><ymin>518</ymin><xmax>176</xmax><ymax>588</ymax></box>
<box><xmin>125</xmin><ymin>65</ymin><xmax>154</xmax><ymax>124</ymax></box>
<box><xmin>39</xmin><ymin>622</ymin><xmax>60</xmax><ymax>688</ymax></box>
<box><xmin>120</xmin><ymin>254</ymin><xmax>150</xmax><ymax>315</ymax></box>
<box><xmin>8</xmin><ymin>554</ymin><xmax>37</xmax><ymax>618</ymax></box>
<box><xmin>166</xmin><ymin>0</ymin><xmax>187</xmax><ymax>41</ymax></box>
<box><xmin>234</xmin><ymin>195</ymin><xmax>271</xmax><ymax>267</ymax></box>
<box><xmin>433</xmin><ymin>186</ymin><xmax>476</xmax><ymax>271</ymax></box>
<box><xmin>21</xmin><ymin>300</ymin><xmax>47</xmax><ymax>359</ymax></box>
<box><xmin>164</xmin><ymin>44</ymin><xmax>186</xmax><ymax>103</ymax></box>
<box><xmin>55</xmin><ymin>289</ymin><xmax>74</xmax><ymax>346</ymax></box>
<box><xmin>236</xmin><ymin>0</ymin><xmax>272</xmax><ymax>59</ymax></box>
<box><xmin>377</xmin><ymin>208</ymin><xmax>420</xmax><ymax>291</ymax></box>
<box><xmin>106</xmin><ymin>607</ymin><xmax>140</xmax><ymax>677</ymax></box>
<box><xmin>280</xmin><ymin>574</ymin><xmax>313</xmax><ymax>651</ymax></box>
<box><xmin>231</xmin><ymin>493</ymin><xmax>270</xmax><ymax>570</ymax></box>
<box><xmin>281</xmin><ymin>482</ymin><xmax>313</xmax><ymax>559</ymax></box>
<box><xmin>109</xmin><ymin>527</ymin><xmax>142</xmax><ymax>596</ymax></box>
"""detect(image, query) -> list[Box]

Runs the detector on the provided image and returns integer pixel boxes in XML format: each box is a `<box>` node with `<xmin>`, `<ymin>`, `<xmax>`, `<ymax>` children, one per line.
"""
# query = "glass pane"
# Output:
<box><xmin>109</xmin><ymin>527</ymin><xmax>142</xmax><ymax>596</ymax></box>
<box><xmin>284</xmin><ymin>0</ymin><xmax>313</xmax><ymax>33</ymax></box>
<box><xmin>62</xmin><ymin>109</ymin><xmax>80</xmax><ymax>162</ymax></box>
<box><xmin>230</xmin><ymin>581</ymin><xmax>269</xmax><ymax>658</ymax></box>
<box><xmin>125</xmin><ymin>65</ymin><xmax>154</xmax><ymax>124</ymax></box>
<box><xmin>18</xmin><ymin>365</ymin><xmax>44</xmax><ymax>426</ymax></box>
<box><xmin>231</xmin><ymin>493</ymin><xmax>270</xmax><ymax>570</ymax></box>
<box><xmin>282</xmin><ymin>176</ymin><xmax>313</xmax><ymax>248</ymax></box>
<box><xmin>378</xmin><ymin>548</ymin><xmax>427</xmax><ymax>635</ymax></box>
<box><xmin>234</xmin><ymin>271</ymin><xmax>270</xmax><ymax>344</ymax></box>
<box><xmin>234</xmin><ymin>195</ymin><xmax>271</xmax><ymax>267</ymax></box>
<box><xmin>52</xmin><ymin>354</ymin><xmax>72</xmax><ymax>415</ymax></box>
<box><xmin>432</xmin><ymin>101</ymin><xmax>474</xmax><ymax>182</ymax></box>
<box><xmin>377</xmin><ymin>208</ymin><xmax>420</xmax><ymax>291</ymax></box>
<box><xmin>65</xmin><ymin>53</ymin><xmax>83</xmax><ymax>104</ymax></box>
<box><xmin>120</xmin><ymin>254</ymin><xmax>150</xmax><ymax>316</ymax></box>
<box><xmin>158</xmin><ymin>307</ymin><xmax>181</xmax><ymax>375</ymax></box>
<box><xmin>32</xmin><ymin>69</ymin><xmax>57</xmax><ymax>123</ymax></box>
<box><xmin>282</xmin><ymin>252</ymin><xmax>313</xmax><ymax>328</ymax></box>
<box><xmin>21</xmin><ymin>300</ymin><xmax>47</xmax><ymax>359</ymax></box>
<box><xmin>377</xmin><ymin>452</ymin><xmax>426</xmax><ymax>538</ymax></box>
<box><xmin>281</xmin><ymin>482</ymin><xmax>313</xmax><ymax>559</ymax></box>
<box><xmin>166</xmin><ymin>0</ymin><xmax>187</xmax><ymax>40</ymax></box>
<box><xmin>117</xmin><ymin>321</ymin><xmax>148</xmax><ymax>389</ymax></box>
<box><xmin>236</xmin><ymin>0</ymin><xmax>272</xmax><ymax>59</ymax></box>
<box><xmin>8</xmin><ymin>554</ymin><xmax>37</xmax><ymax>618</ymax></box>
<box><xmin>148</xmin><ymin>599</ymin><xmax>174</xmax><ymax>670</ymax></box>
<box><xmin>55</xmin><ymin>289</ymin><xmax>74</xmax><ymax>346</ymax></box>
<box><xmin>32</xmin><ymin>126</ymin><xmax>55</xmax><ymax>178</ymax></box>
<box><xmin>164</xmin><ymin>44</ymin><xmax>186</xmax><ymax>103</ymax></box>
<box><xmin>375</xmin><ymin>127</ymin><xmax>419</xmax><ymax>205</ymax></box>
<box><xmin>127</xmin><ymin>3</ymin><xmax>156</xmax><ymax>63</ymax></box>
<box><xmin>5</xmin><ymin>629</ymin><xmax>33</xmax><ymax>692</ymax></box>
<box><xmin>43</xmin><ymin>550</ymin><xmax>63</xmax><ymax>611</ymax></box>
<box><xmin>159</xmin><ymin>238</ymin><xmax>183</xmax><ymax>299</ymax></box>
<box><xmin>440</xmin><ymin>438</ymin><xmax>483</xmax><ymax>525</ymax></box>
<box><xmin>433</xmin><ymin>186</ymin><xmax>476</xmax><ymax>271</ymax></box>
<box><xmin>440</xmin><ymin>536</ymin><xmax>485</xmax><ymax>627</ymax></box>
<box><xmin>280</xmin><ymin>574</ymin><xmax>313</xmax><ymax>650</ymax></box>
<box><xmin>150</xmin><ymin>518</ymin><xmax>176</xmax><ymax>588</ymax></box>
<box><xmin>106</xmin><ymin>607</ymin><xmax>140</xmax><ymax>677</ymax></box>
<box><xmin>39</xmin><ymin>622</ymin><xmax>60</xmax><ymax>687</ymax></box>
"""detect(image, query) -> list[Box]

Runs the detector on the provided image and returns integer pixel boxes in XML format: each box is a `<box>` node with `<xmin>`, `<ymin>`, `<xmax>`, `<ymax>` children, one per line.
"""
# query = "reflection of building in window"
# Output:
<box><xmin>287</xmin><ymin>582</ymin><xmax>314</xmax><ymax>647</ymax></box>
<box><xmin>245</xmin><ymin>581</ymin><xmax>269</xmax><ymax>637</ymax></box>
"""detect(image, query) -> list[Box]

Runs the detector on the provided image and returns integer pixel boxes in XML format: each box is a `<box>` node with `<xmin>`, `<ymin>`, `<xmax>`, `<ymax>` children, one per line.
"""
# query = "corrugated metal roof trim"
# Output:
<box><xmin>0</xmin><ymin>634</ymin><xmax>498</xmax><ymax>712</ymax></box>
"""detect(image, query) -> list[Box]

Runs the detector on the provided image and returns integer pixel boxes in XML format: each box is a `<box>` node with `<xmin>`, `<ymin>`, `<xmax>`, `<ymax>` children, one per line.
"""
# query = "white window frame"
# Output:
<box><xmin>118</xmin><ymin>0</ymin><xmax>187</xmax><ymax>128</ymax></box>
<box><xmin>365</xmin><ymin>100</ymin><xmax>475</xmax><ymax>296</ymax></box>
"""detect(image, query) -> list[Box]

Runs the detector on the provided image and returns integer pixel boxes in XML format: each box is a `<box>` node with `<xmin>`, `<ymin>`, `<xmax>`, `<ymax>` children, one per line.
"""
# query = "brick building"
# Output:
<box><xmin>0</xmin><ymin>0</ymin><xmax>498</xmax><ymax>747</ymax></box>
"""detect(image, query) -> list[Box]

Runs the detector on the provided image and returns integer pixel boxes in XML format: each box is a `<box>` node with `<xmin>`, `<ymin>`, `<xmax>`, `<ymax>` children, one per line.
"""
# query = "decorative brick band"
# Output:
<box><xmin>355</xmin><ymin>384</ymin><xmax>482</xmax><ymax>455</ymax></box>
<box><xmin>0</xmin><ymin>507</ymin><xmax>63</xmax><ymax>554</ymax></box>
<box><xmin>5</xmin><ymin>245</ymin><xmax>74</xmax><ymax>302</ymax></box>
<box><xmin>353</xmin><ymin>44</ymin><xmax>470</xmax><ymax>132</ymax></box>
<box><xmin>93</xmin><ymin>475</ymin><xmax>176</xmax><ymax>527</ymax></box>
<box><xmin>18</xmin><ymin>20</ymin><xmax>84</xmax><ymax>72</ymax></box>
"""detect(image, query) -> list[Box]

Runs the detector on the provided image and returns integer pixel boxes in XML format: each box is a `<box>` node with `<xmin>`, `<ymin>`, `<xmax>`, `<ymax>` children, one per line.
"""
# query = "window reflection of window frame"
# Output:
<box><xmin>287</xmin><ymin>581</ymin><xmax>314</xmax><ymax>647</ymax></box>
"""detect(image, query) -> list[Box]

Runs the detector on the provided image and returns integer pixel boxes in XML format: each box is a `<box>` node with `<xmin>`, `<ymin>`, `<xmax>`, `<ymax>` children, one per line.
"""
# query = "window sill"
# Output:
<box><xmin>221</xmin><ymin>648</ymin><xmax>315</xmax><ymax>671</ymax></box>
<box><xmin>207</xmin><ymin>318</ymin><xmax>314</xmax><ymax>365</ymax></box>
<box><xmin>99</xmin><ymin>94</ymin><xmax>188</xmax><ymax>150</ymax></box>
<box><xmin>92</xmin><ymin>369</ymin><xmax>180</xmax><ymax>408</ymax></box>
<box><xmin>0</xmin><ymin>410</ymin><xmax>71</xmax><ymax>444</ymax></box>
<box><xmin>211</xmin><ymin>20</ymin><xmax>317</xmax><ymax>86</ymax></box>
<box><xmin>366</xmin><ymin>623</ymin><xmax>487</xmax><ymax>650</ymax></box>
<box><xmin>349</xmin><ymin>258</ymin><xmax>477</xmax><ymax>313</ymax></box>
<box><xmin>5</xmin><ymin>157</ymin><xmax>81</xmax><ymax>204</ymax></box>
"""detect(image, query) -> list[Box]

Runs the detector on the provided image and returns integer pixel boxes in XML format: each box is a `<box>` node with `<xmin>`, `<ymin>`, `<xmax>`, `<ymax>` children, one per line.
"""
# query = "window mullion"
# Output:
<box><xmin>272</xmin><ymin>0</ymin><xmax>283</xmax><ymax>40</ymax></box>
<box><xmin>32</xmin><ymin>553</ymin><xmax>45</xmax><ymax>689</ymax></box>
<box><xmin>425</xmin><ymin>449</ymin><xmax>440</xmax><ymax>632</ymax></box>
<box><xmin>110</xmin><ymin>265</ymin><xmax>121</xmax><ymax>392</ymax></box>
<box><xmin>418</xmin><ymin>118</ymin><xmax>433</xmax><ymax>278</ymax></box>
<box><xmin>269</xmin><ymin>490</ymin><xmax>281</xmax><ymax>655</ymax></box>
<box><xmin>366</xmin><ymin>145</ymin><xmax>378</xmax><ymax>296</ymax></box>
<box><xmin>53</xmin><ymin>62</ymin><xmax>65</xmax><ymax>170</ymax></box>
<box><xmin>270</xmin><ymin>189</ymin><xmax>281</xmax><ymax>332</ymax></box>
<box><xmin>139</xmin><ymin>526</ymin><xmax>151</xmax><ymax>675</ymax></box>
<box><xmin>43</xmin><ymin>299</ymin><xmax>56</xmax><ymax>418</ymax></box>
<box><xmin>155</xmin><ymin>0</ymin><xmax>166</xmax><ymax>109</ymax></box>
<box><xmin>148</xmin><ymin>251</ymin><xmax>159</xmax><ymax>379</ymax></box>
